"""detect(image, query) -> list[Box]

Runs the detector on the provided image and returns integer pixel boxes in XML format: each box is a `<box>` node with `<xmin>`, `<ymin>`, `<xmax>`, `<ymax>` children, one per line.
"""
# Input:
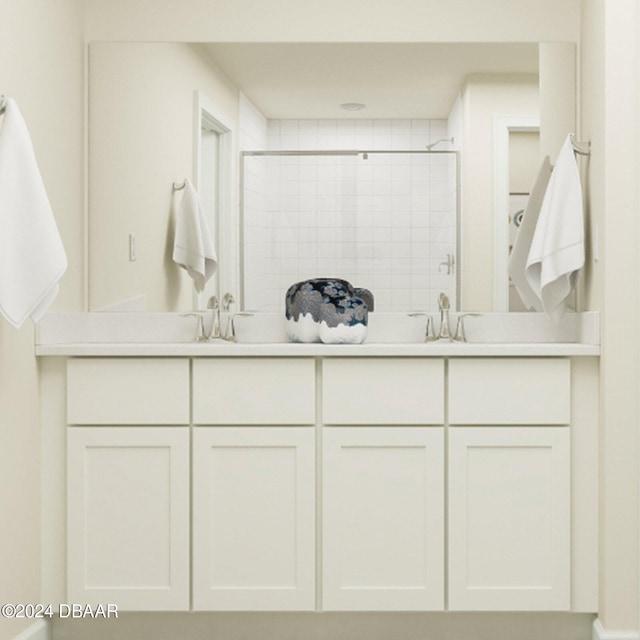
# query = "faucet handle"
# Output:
<box><xmin>408</xmin><ymin>312</ymin><xmax>437</xmax><ymax>342</ymax></box>
<box><xmin>206</xmin><ymin>295</ymin><xmax>221</xmax><ymax>339</ymax></box>
<box><xmin>224</xmin><ymin>311</ymin><xmax>254</xmax><ymax>342</ymax></box>
<box><xmin>222</xmin><ymin>293</ymin><xmax>235</xmax><ymax>311</ymax></box>
<box><xmin>182</xmin><ymin>313</ymin><xmax>206</xmax><ymax>342</ymax></box>
<box><xmin>453</xmin><ymin>313</ymin><xmax>481</xmax><ymax>343</ymax></box>
<box><xmin>438</xmin><ymin>292</ymin><xmax>450</xmax><ymax>310</ymax></box>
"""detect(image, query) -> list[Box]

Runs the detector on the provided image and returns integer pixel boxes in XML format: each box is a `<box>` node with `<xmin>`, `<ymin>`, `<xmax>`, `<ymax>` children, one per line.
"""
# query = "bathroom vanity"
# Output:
<box><xmin>37</xmin><ymin>318</ymin><xmax>599</xmax><ymax>616</ymax></box>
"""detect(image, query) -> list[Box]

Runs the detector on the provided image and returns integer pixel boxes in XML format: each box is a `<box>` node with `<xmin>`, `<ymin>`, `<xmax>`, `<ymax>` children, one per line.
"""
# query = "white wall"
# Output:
<box><xmin>459</xmin><ymin>76</ymin><xmax>539</xmax><ymax>311</ymax></box>
<box><xmin>509</xmin><ymin>131</ymin><xmax>540</xmax><ymax>194</ymax></box>
<box><xmin>89</xmin><ymin>43</ymin><xmax>240</xmax><ymax>311</ymax></box>
<box><xmin>83</xmin><ymin>0</ymin><xmax>581</xmax><ymax>42</ymax></box>
<box><xmin>539</xmin><ymin>42</ymin><xmax>577</xmax><ymax>161</ymax></box>
<box><xmin>581</xmin><ymin>0</ymin><xmax>639</xmax><ymax>632</ymax></box>
<box><xmin>0</xmin><ymin>2</ymin><xmax>85</xmax><ymax>640</ymax></box>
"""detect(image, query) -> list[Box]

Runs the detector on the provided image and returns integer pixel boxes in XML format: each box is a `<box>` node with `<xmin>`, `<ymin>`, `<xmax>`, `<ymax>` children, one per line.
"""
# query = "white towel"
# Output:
<box><xmin>0</xmin><ymin>97</ymin><xmax>67</xmax><ymax>328</ymax></box>
<box><xmin>172</xmin><ymin>179</ymin><xmax>217</xmax><ymax>292</ymax></box>
<box><xmin>525</xmin><ymin>135</ymin><xmax>585</xmax><ymax>323</ymax></box>
<box><xmin>508</xmin><ymin>156</ymin><xmax>552</xmax><ymax>311</ymax></box>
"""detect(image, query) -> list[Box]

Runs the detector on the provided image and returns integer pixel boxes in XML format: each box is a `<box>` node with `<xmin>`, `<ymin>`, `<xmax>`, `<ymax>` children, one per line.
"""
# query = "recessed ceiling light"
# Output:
<box><xmin>340</xmin><ymin>102</ymin><xmax>366</xmax><ymax>111</ymax></box>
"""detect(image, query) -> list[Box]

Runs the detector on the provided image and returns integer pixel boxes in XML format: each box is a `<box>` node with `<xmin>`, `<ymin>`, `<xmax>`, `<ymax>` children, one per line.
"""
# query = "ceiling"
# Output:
<box><xmin>200</xmin><ymin>42</ymin><xmax>539</xmax><ymax>120</ymax></box>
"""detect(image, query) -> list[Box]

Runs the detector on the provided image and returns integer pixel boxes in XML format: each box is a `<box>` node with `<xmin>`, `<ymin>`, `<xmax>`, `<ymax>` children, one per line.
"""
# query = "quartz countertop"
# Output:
<box><xmin>35</xmin><ymin>341</ymin><xmax>600</xmax><ymax>357</ymax></box>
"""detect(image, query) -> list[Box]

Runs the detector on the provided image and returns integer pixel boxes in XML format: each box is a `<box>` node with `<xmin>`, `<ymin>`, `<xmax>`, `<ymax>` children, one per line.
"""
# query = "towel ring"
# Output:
<box><xmin>173</xmin><ymin>180</ymin><xmax>186</xmax><ymax>191</ymax></box>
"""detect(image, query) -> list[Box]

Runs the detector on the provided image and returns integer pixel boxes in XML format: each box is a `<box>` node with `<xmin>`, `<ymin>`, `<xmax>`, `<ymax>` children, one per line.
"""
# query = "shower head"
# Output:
<box><xmin>426</xmin><ymin>137</ymin><xmax>454</xmax><ymax>150</ymax></box>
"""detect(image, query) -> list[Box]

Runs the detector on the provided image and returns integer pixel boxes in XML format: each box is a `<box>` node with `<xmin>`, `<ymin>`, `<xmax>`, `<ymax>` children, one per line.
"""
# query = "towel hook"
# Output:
<box><xmin>172</xmin><ymin>180</ymin><xmax>186</xmax><ymax>191</ymax></box>
<box><xmin>0</xmin><ymin>95</ymin><xmax>6</xmax><ymax>115</ymax></box>
<box><xmin>570</xmin><ymin>134</ymin><xmax>591</xmax><ymax>157</ymax></box>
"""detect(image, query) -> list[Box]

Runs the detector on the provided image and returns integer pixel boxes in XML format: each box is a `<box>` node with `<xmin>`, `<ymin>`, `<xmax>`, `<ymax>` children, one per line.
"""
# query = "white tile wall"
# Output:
<box><xmin>244</xmin><ymin>118</ymin><xmax>457</xmax><ymax>313</ymax></box>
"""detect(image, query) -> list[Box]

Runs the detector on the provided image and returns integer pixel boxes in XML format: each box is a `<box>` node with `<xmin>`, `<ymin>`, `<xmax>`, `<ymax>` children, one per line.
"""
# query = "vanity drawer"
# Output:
<box><xmin>193</xmin><ymin>358</ymin><xmax>316</xmax><ymax>425</ymax></box>
<box><xmin>322</xmin><ymin>358</ymin><xmax>445</xmax><ymax>425</ymax></box>
<box><xmin>67</xmin><ymin>358</ymin><xmax>190</xmax><ymax>425</ymax></box>
<box><xmin>448</xmin><ymin>358</ymin><xmax>570</xmax><ymax>425</ymax></box>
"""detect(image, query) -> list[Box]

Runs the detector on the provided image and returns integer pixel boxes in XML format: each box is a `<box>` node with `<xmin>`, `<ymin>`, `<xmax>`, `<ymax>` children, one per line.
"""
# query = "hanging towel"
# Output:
<box><xmin>525</xmin><ymin>134</ymin><xmax>585</xmax><ymax>323</ymax></box>
<box><xmin>508</xmin><ymin>156</ymin><xmax>552</xmax><ymax>311</ymax></box>
<box><xmin>0</xmin><ymin>97</ymin><xmax>67</xmax><ymax>328</ymax></box>
<box><xmin>172</xmin><ymin>179</ymin><xmax>217</xmax><ymax>292</ymax></box>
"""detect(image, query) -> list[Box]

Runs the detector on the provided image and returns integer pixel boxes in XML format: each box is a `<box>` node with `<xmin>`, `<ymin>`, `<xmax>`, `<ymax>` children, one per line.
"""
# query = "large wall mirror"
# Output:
<box><xmin>88</xmin><ymin>41</ymin><xmax>574</xmax><ymax>314</ymax></box>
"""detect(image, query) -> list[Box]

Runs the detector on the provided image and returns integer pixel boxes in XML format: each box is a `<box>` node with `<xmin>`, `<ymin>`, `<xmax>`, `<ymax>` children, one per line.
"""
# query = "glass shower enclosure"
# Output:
<box><xmin>240</xmin><ymin>149</ymin><xmax>459</xmax><ymax>313</ymax></box>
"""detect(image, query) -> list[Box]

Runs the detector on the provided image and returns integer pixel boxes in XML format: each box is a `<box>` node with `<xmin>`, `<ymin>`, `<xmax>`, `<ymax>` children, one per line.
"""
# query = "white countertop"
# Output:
<box><xmin>35</xmin><ymin>341</ymin><xmax>600</xmax><ymax>357</ymax></box>
<box><xmin>34</xmin><ymin>311</ymin><xmax>600</xmax><ymax>357</ymax></box>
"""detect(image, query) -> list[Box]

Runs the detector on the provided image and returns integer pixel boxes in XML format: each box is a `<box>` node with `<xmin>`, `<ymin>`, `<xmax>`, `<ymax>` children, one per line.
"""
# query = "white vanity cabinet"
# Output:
<box><xmin>65</xmin><ymin>358</ymin><xmax>191</xmax><ymax>611</ymax></box>
<box><xmin>190</xmin><ymin>358</ymin><xmax>317</xmax><ymax>610</ymax></box>
<box><xmin>57</xmin><ymin>354</ymin><xmax>597</xmax><ymax>615</ymax></box>
<box><xmin>447</xmin><ymin>358</ymin><xmax>573</xmax><ymax>611</ymax></box>
<box><xmin>321</xmin><ymin>358</ymin><xmax>446</xmax><ymax>611</ymax></box>
<box><xmin>192</xmin><ymin>427</ymin><xmax>316</xmax><ymax>611</ymax></box>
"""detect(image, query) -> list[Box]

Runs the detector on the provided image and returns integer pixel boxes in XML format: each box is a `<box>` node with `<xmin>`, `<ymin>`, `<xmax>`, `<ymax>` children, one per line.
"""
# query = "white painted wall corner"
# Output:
<box><xmin>12</xmin><ymin>620</ymin><xmax>50</xmax><ymax>640</ymax></box>
<box><xmin>593</xmin><ymin>619</ymin><xmax>640</xmax><ymax>640</ymax></box>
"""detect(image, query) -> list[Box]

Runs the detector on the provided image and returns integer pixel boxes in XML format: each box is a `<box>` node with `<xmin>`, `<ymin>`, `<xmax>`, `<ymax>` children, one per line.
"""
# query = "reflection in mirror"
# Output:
<box><xmin>86</xmin><ymin>42</ymin><xmax>572</xmax><ymax>314</ymax></box>
<box><xmin>241</xmin><ymin>148</ymin><xmax>458</xmax><ymax>313</ymax></box>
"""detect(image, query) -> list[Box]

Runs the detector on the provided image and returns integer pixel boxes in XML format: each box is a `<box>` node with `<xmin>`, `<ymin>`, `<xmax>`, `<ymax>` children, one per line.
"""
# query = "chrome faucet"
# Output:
<box><xmin>221</xmin><ymin>293</ymin><xmax>235</xmax><ymax>341</ymax></box>
<box><xmin>207</xmin><ymin>295</ymin><xmax>221</xmax><ymax>339</ymax></box>
<box><xmin>437</xmin><ymin>292</ymin><xmax>452</xmax><ymax>340</ymax></box>
<box><xmin>453</xmin><ymin>312</ymin><xmax>481</xmax><ymax>342</ymax></box>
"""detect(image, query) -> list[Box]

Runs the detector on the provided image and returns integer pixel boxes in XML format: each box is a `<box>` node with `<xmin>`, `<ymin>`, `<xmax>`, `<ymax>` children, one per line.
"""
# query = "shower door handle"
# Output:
<box><xmin>439</xmin><ymin>253</ymin><xmax>455</xmax><ymax>275</ymax></box>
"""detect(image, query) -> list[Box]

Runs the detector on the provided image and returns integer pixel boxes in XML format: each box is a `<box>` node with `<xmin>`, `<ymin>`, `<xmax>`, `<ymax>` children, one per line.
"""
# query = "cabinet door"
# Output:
<box><xmin>323</xmin><ymin>427</ymin><xmax>444</xmax><ymax>610</ymax></box>
<box><xmin>193</xmin><ymin>428</ymin><xmax>315</xmax><ymax>610</ymax></box>
<box><xmin>448</xmin><ymin>427</ymin><xmax>570</xmax><ymax>611</ymax></box>
<box><xmin>67</xmin><ymin>427</ymin><xmax>190</xmax><ymax>611</ymax></box>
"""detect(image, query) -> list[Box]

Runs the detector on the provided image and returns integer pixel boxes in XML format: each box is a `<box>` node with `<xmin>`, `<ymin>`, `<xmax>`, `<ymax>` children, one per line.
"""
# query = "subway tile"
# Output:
<box><xmin>391</xmin><ymin>243</ymin><xmax>410</xmax><ymax>259</ymax></box>
<box><xmin>373</xmin><ymin>196</ymin><xmax>392</xmax><ymax>213</ymax></box>
<box><xmin>392</xmin><ymin>181</ymin><xmax>411</xmax><ymax>196</ymax></box>
<box><xmin>391</xmin><ymin>228</ymin><xmax>411</xmax><ymax>243</ymax></box>
<box><xmin>299</xmin><ymin>165</ymin><xmax>317</xmax><ymax>181</ymax></box>
<box><xmin>392</xmin><ymin>195</ymin><xmax>412</xmax><ymax>213</ymax></box>
<box><xmin>280</xmin><ymin>135</ymin><xmax>299</xmax><ymax>150</ymax></box>
<box><xmin>392</xmin><ymin>213</ymin><xmax>411</xmax><ymax>228</ymax></box>
<box><xmin>299</xmin><ymin>120</ymin><xmax>318</xmax><ymax>136</ymax></box>
<box><xmin>298</xmin><ymin>181</ymin><xmax>318</xmax><ymax>197</ymax></box>
<box><xmin>280</xmin><ymin>120</ymin><xmax>299</xmax><ymax>135</ymax></box>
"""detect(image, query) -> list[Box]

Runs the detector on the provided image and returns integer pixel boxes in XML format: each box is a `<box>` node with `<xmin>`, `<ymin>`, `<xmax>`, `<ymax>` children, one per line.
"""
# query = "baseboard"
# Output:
<box><xmin>593</xmin><ymin>619</ymin><xmax>640</xmax><ymax>640</ymax></box>
<box><xmin>12</xmin><ymin>620</ymin><xmax>50</xmax><ymax>640</ymax></box>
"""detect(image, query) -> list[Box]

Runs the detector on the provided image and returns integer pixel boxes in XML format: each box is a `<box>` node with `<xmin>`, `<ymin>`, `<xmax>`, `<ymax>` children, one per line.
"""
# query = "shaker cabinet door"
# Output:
<box><xmin>323</xmin><ymin>427</ymin><xmax>445</xmax><ymax>610</ymax></box>
<box><xmin>192</xmin><ymin>427</ymin><xmax>316</xmax><ymax>610</ymax></box>
<box><xmin>67</xmin><ymin>427</ymin><xmax>190</xmax><ymax>610</ymax></box>
<box><xmin>448</xmin><ymin>427</ymin><xmax>570</xmax><ymax>611</ymax></box>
